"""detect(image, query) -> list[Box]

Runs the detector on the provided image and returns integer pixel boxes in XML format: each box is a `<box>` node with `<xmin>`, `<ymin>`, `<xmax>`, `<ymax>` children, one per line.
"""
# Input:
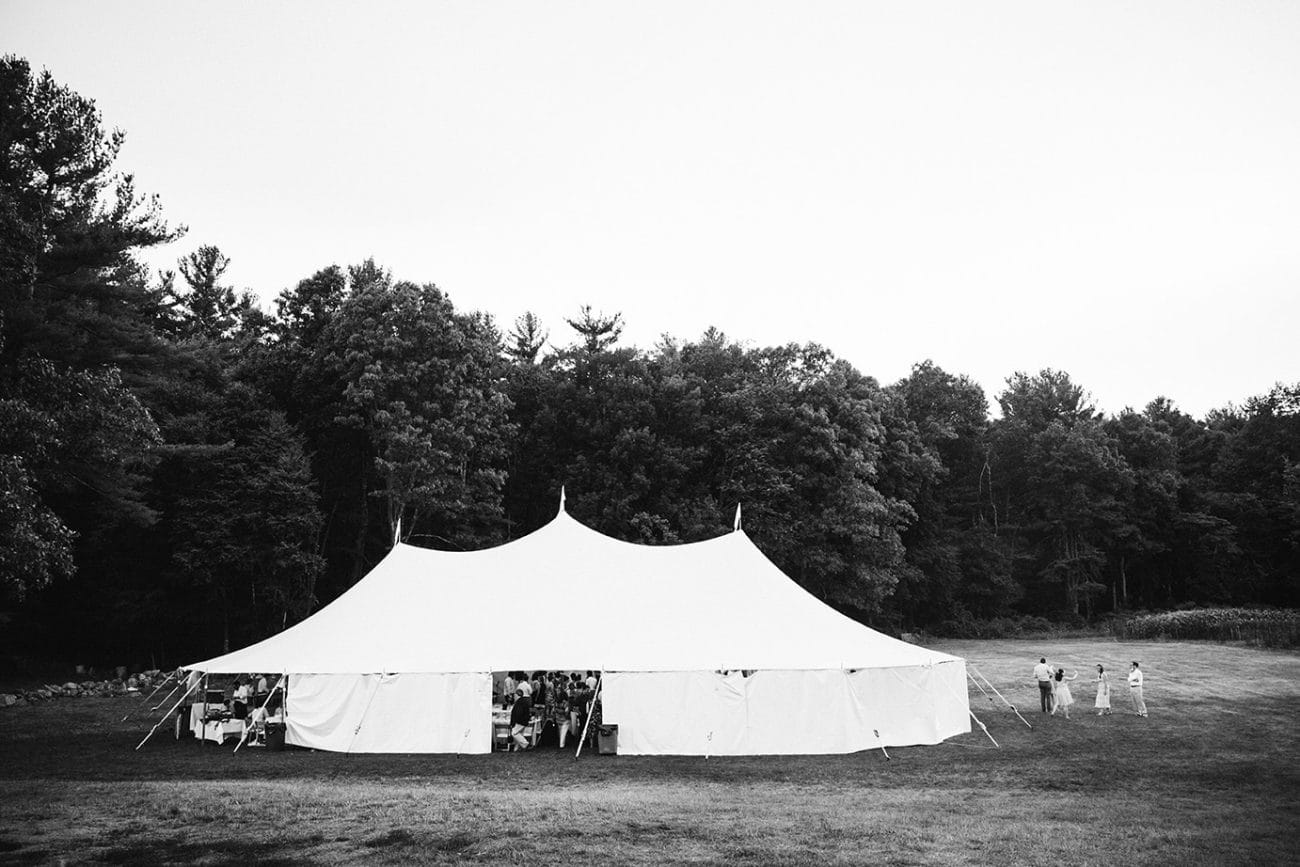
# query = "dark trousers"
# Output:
<box><xmin>1038</xmin><ymin>681</ymin><xmax>1052</xmax><ymax>713</ymax></box>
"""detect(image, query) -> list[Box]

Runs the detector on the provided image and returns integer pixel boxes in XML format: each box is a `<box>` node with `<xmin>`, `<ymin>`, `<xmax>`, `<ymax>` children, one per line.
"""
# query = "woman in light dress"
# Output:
<box><xmin>1050</xmin><ymin>668</ymin><xmax>1079</xmax><ymax>719</ymax></box>
<box><xmin>1094</xmin><ymin>664</ymin><xmax>1112</xmax><ymax>715</ymax></box>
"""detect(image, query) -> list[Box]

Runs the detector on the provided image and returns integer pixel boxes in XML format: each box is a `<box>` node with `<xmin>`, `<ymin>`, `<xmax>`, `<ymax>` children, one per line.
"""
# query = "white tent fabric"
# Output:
<box><xmin>285</xmin><ymin>673</ymin><xmax>491</xmax><ymax>753</ymax></box>
<box><xmin>603</xmin><ymin>664</ymin><xmax>969</xmax><ymax>756</ymax></box>
<box><xmin>185</xmin><ymin>508</ymin><xmax>969</xmax><ymax>754</ymax></box>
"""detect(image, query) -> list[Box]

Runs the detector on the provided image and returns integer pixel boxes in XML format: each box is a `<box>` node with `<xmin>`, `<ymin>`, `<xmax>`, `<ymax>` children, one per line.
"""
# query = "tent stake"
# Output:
<box><xmin>135</xmin><ymin>675</ymin><xmax>203</xmax><ymax>751</ymax></box>
<box><xmin>574</xmin><ymin>676</ymin><xmax>602</xmax><ymax>760</ymax></box>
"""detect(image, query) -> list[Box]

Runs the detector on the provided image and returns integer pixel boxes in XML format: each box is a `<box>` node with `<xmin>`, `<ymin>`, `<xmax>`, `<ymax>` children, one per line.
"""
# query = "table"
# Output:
<box><xmin>493</xmin><ymin>708</ymin><xmax>544</xmax><ymax>749</ymax></box>
<box><xmin>202</xmin><ymin>718</ymin><xmax>246</xmax><ymax>744</ymax></box>
<box><xmin>189</xmin><ymin>702</ymin><xmax>227</xmax><ymax>738</ymax></box>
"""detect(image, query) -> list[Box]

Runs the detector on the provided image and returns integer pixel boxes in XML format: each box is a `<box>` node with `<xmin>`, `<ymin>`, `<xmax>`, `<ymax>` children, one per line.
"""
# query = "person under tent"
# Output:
<box><xmin>510</xmin><ymin>687</ymin><xmax>533</xmax><ymax>751</ymax></box>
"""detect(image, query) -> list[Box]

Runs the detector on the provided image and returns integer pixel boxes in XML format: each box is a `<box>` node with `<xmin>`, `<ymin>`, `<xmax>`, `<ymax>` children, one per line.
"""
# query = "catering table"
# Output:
<box><xmin>189</xmin><ymin>702</ymin><xmax>227</xmax><ymax>738</ymax></box>
<box><xmin>202</xmin><ymin>718</ymin><xmax>246</xmax><ymax>744</ymax></box>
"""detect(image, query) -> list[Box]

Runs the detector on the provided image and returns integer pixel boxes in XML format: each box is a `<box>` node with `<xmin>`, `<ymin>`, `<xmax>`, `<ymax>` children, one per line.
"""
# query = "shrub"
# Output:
<box><xmin>1114</xmin><ymin>608</ymin><xmax>1300</xmax><ymax>648</ymax></box>
<box><xmin>933</xmin><ymin>614</ymin><xmax>1073</xmax><ymax>639</ymax></box>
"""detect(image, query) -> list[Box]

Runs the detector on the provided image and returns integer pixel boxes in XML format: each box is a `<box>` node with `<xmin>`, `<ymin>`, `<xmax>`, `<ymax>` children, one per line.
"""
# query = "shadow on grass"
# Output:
<box><xmin>363</xmin><ymin>828</ymin><xmax>480</xmax><ymax>854</ymax></box>
<box><xmin>0</xmin><ymin>837</ymin><xmax>48</xmax><ymax>867</ymax></box>
<box><xmin>98</xmin><ymin>836</ymin><xmax>305</xmax><ymax>866</ymax></box>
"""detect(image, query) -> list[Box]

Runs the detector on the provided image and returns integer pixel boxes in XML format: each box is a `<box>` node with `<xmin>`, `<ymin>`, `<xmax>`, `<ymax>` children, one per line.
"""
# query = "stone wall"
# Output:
<box><xmin>0</xmin><ymin>669</ymin><xmax>172</xmax><ymax>708</ymax></box>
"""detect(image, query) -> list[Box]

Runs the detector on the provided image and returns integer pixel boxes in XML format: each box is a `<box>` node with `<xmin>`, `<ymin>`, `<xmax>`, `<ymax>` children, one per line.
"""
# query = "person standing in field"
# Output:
<box><xmin>1034</xmin><ymin>657</ymin><xmax>1054</xmax><ymax>713</ymax></box>
<box><xmin>1050</xmin><ymin>669</ymin><xmax>1078</xmax><ymax>719</ymax></box>
<box><xmin>1128</xmin><ymin>662</ymin><xmax>1147</xmax><ymax>717</ymax></box>
<box><xmin>1094</xmin><ymin>665</ymin><xmax>1112</xmax><ymax>715</ymax></box>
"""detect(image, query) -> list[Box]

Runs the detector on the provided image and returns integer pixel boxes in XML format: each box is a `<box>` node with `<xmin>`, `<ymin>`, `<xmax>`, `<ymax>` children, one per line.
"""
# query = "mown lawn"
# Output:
<box><xmin>1</xmin><ymin>639</ymin><xmax>1296</xmax><ymax>865</ymax></box>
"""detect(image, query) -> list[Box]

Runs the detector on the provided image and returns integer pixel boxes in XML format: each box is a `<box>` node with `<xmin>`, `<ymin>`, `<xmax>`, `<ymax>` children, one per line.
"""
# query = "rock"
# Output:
<box><xmin>127</xmin><ymin>676</ymin><xmax>139</xmax><ymax>689</ymax></box>
<box><xmin>63</xmin><ymin>682</ymin><xmax>79</xmax><ymax>692</ymax></box>
<box><xmin>36</xmin><ymin>689</ymin><xmax>51</xmax><ymax>700</ymax></box>
<box><xmin>13</xmin><ymin>698</ymin><xmax>26</xmax><ymax>707</ymax></box>
<box><xmin>1</xmin><ymin>694</ymin><xmax>15</xmax><ymax>707</ymax></box>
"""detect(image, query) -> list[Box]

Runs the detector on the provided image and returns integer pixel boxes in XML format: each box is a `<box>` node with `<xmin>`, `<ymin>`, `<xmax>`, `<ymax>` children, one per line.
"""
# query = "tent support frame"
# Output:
<box><xmin>120</xmin><ymin>671</ymin><xmax>177</xmax><ymax>724</ymax></box>
<box><xmin>969</xmin><ymin>664</ymin><xmax>1032</xmax><ymax>729</ymax></box>
<box><xmin>135</xmin><ymin>675</ymin><xmax>203</xmax><ymax>751</ymax></box>
<box><xmin>233</xmin><ymin>674</ymin><xmax>287</xmax><ymax>753</ymax></box>
<box><xmin>574</xmin><ymin>676</ymin><xmax>602</xmax><ymax>760</ymax></box>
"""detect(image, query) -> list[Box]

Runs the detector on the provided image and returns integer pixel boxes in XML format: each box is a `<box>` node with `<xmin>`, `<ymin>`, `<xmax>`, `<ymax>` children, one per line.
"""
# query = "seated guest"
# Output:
<box><xmin>510</xmin><ymin>687</ymin><xmax>532</xmax><ymax>751</ymax></box>
<box><xmin>265</xmin><ymin>684</ymin><xmax>283</xmax><ymax>715</ymax></box>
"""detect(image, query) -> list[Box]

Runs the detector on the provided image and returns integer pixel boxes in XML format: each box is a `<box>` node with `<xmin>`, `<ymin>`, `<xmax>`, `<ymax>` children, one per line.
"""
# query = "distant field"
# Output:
<box><xmin>1</xmin><ymin>639</ymin><xmax>1297</xmax><ymax>865</ymax></box>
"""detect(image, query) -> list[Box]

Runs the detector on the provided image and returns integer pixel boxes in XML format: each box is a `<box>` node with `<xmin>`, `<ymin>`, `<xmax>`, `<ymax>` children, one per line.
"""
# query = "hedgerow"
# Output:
<box><xmin>1114</xmin><ymin>608</ymin><xmax>1300</xmax><ymax>647</ymax></box>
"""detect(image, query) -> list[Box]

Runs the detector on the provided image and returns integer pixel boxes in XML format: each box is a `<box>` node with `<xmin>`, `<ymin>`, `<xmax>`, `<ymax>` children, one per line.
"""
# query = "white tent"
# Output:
<box><xmin>185</xmin><ymin>505</ymin><xmax>970</xmax><ymax>754</ymax></box>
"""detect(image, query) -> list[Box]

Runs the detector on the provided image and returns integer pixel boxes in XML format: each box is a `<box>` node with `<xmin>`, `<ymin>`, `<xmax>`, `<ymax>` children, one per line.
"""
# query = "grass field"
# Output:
<box><xmin>1</xmin><ymin>639</ymin><xmax>1297</xmax><ymax>865</ymax></box>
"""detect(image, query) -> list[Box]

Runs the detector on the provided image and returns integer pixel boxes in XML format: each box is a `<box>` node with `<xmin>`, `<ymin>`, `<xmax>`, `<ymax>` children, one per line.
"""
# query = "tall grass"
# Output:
<box><xmin>1114</xmin><ymin>607</ymin><xmax>1300</xmax><ymax>647</ymax></box>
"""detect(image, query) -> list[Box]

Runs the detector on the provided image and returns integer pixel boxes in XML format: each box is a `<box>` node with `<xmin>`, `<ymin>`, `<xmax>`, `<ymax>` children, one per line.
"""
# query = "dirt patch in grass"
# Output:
<box><xmin>0</xmin><ymin>639</ymin><xmax>1296</xmax><ymax>865</ymax></box>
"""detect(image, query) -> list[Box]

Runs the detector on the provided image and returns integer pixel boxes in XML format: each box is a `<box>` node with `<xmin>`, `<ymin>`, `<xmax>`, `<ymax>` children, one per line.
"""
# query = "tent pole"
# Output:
<box><xmin>150</xmin><ymin>681</ymin><xmax>182</xmax><ymax>712</ymax></box>
<box><xmin>120</xmin><ymin>671</ymin><xmax>177</xmax><ymax>723</ymax></box>
<box><xmin>574</xmin><ymin>676</ymin><xmax>602</xmax><ymax>760</ymax></box>
<box><xmin>202</xmin><ymin>674</ymin><xmax>209</xmax><ymax>748</ymax></box>
<box><xmin>966</xmin><ymin>671</ymin><xmax>1007</xmax><ymax>719</ymax></box>
<box><xmin>233</xmin><ymin>675</ymin><xmax>286</xmax><ymax>753</ymax></box>
<box><xmin>970</xmin><ymin>665</ymin><xmax>1032</xmax><ymax>729</ymax></box>
<box><xmin>968</xmin><ymin>707</ymin><xmax>999</xmax><ymax>748</ymax></box>
<box><xmin>135</xmin><ymin>675</ymin><xmax>203</xmax><ymax>752</ymax></box>
<box><xmin>967</xmin><ymin>671</ymin><xmax>995</xmax><ymax>703</ymax></box>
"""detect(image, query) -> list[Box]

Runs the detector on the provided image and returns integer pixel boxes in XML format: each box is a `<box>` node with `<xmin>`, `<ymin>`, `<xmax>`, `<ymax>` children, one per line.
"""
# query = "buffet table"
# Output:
<box><xmin>202</xmin><ymin>718</ymin><xmax>246</xmax><ymax>744</ymax></box>
<box><xmin>189</xmin><ymin>702</ymin><xmax>227</xmax><ymax>738</ymax></box>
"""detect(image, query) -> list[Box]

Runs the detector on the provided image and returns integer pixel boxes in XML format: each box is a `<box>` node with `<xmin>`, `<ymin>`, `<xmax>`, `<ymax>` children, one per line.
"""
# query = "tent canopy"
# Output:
<box><xmin>186</xmin><ymin>508</ymin><xmax>957</xmax><ymax>675</ymax></box>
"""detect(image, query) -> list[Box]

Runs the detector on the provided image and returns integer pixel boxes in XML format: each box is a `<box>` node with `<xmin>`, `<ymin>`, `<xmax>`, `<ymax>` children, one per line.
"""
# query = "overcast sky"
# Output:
<box><xmin>5</xmin><ymin>0</ymin><xmax>1298</xmax><ymax>417</ymax></box>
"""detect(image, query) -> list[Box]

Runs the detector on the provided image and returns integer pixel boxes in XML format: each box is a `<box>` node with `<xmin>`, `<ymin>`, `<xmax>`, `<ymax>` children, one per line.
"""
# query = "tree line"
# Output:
<box><xmin>2</xmin><ymin>58</ymin><xmax>1297</xmax><ymax>667</ymax></box>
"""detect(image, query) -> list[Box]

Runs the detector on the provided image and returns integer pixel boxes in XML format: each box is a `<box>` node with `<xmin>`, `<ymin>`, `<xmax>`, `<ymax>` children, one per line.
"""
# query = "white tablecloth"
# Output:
<box><xmin>189</xmin><ymin>702</ymin><xmax>227</xmax><ymax>738</ymax></box>
<box><xmin>202</xmin><ymin>718</ymin><xmax>246</xmax><ymax>744</ymax></box>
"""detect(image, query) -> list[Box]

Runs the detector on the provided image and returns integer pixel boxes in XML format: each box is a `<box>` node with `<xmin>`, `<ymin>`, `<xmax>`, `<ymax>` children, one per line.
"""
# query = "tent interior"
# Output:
<box><xmin>182</xmin><ymin>504</ymin><xmax>970</xmax><ymax>755</ymax></box>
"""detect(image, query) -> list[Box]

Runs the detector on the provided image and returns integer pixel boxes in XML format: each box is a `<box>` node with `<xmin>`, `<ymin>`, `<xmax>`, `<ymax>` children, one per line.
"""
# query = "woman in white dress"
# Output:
<box><xmin>1094</xmin><ymin>664</ymin><xmax>1111</xmax><ymax>715</ymax></box>
<box><xmin>1050</xmin><ymin>668</ymin><xmax>1079</xmax><ymax>719</ymax></box>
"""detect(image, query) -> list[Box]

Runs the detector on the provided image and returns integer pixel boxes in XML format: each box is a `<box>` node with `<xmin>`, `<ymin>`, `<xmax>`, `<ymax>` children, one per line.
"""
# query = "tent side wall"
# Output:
<box><xmin>602</xmin><ymin>660</ymin><xmax>970</xmax><ymax>756</ymax></box>
<box><xmin>285</xmin><ymin>672</ymin><xmax>493</xmax><ymax>754</ymax></box>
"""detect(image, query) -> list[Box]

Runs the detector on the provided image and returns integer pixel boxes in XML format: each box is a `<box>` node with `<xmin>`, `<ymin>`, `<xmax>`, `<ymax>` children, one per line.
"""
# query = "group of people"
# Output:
<box><xmin>499</xmin><ymin>670</ymin><xmax>602</xmax><ymax>751</ymax></box>
<box><xmin>229</xmin><ymin>674</ymin><xmax>278</xmax><ymax>720</ymax></box>
<box><xmin>1032</xmin><ymin>657</ymin><xmax>1148</xmax><ymax>719</ymax></box>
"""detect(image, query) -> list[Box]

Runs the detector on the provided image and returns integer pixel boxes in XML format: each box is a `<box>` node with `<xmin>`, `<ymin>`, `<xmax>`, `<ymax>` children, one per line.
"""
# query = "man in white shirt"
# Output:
<box><xmin>233</xmin><ymin>678</ymin><xmax>251</xmax><ymax>720</ymax></box>
<box><xmin>1033</xmin><ymin>657</ymin><xmax>1054</xmax><ymax>713</ymax></box>
<box><xmin>1128</xmin><ymin>662</ymin><xmax>1147</xmax><ymax>717</ymax></box>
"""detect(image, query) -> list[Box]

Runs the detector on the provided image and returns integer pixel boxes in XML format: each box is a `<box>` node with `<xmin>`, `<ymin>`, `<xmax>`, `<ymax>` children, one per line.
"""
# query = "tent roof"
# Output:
<box><xmin>186</xmin><ymin>509</ymin><xmax>959</xmax><ymax>674</ymax></box>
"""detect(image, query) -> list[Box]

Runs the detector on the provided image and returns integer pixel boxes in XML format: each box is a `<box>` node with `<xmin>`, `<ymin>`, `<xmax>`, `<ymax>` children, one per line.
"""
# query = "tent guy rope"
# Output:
<box><xmin>119</xmin><ymin>670</ymin><xmax>176</xmax><ymax>723</ymax></box>
<box><xmin>135</xmin><ymin>675</ymin><xmax>203</xmax><ymax>751</ymax></box>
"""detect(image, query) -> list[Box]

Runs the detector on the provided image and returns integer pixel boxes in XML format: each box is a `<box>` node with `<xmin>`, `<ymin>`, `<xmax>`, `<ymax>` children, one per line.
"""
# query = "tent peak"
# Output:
<box><xmin>733</xmin><ymin>503</ymin><xmax>742</xmax><ymax>532</ymax></box>
<box><xmin>559</xmin><ymin>485</ymin><xmax>567</xmax><ymax>514</ymax></box>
